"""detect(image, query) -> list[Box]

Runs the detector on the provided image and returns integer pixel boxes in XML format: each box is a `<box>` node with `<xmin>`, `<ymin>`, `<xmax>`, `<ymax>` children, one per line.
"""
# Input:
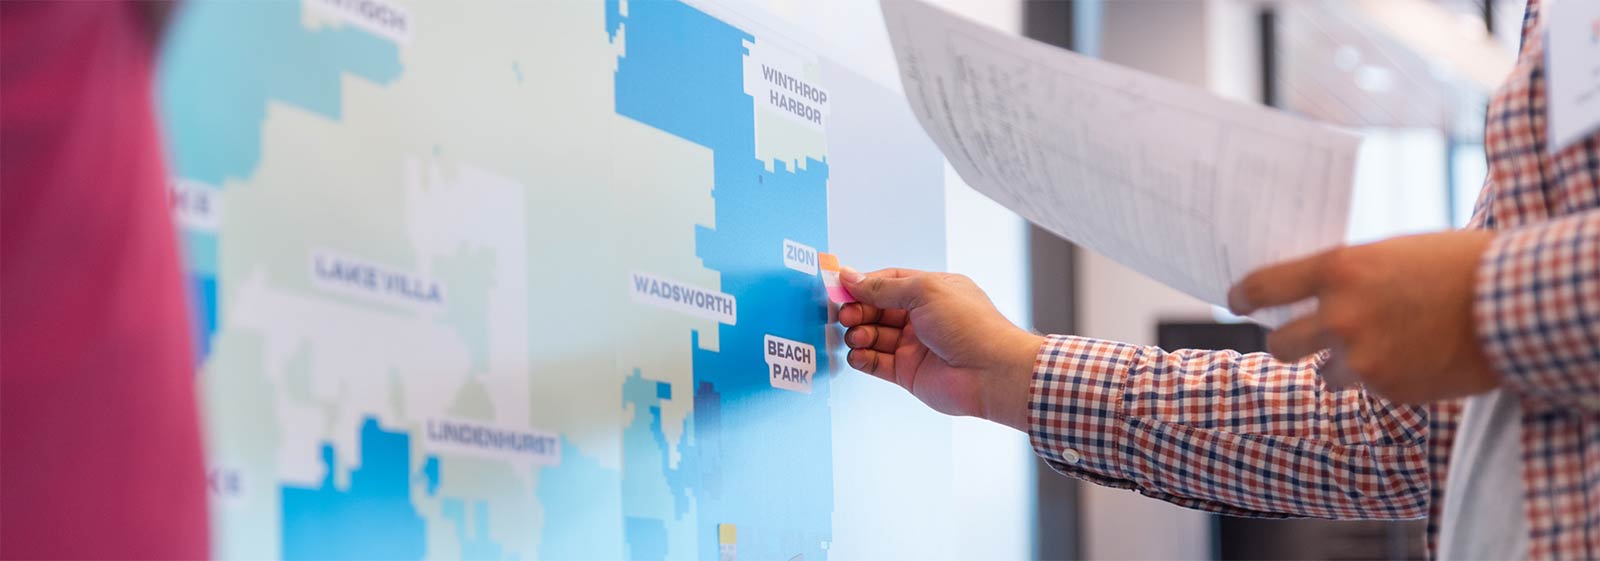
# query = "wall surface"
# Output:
<box><xmin>925</xmin><ymin>5</ymin><xmax>1035</xmax><ymax>559</ymax></box>
<box><xmin>927</xmin><ymin>5</ymin><xmax>1036</xmax><ymax>561</ymax></box>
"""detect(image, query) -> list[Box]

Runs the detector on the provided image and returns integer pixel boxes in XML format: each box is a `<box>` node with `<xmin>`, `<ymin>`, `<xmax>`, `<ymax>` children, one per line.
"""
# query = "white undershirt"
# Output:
<box><xmin>1437</xmin><ymin>390</ymin><xmax>1528</xmax><ymax>560</ymax></box>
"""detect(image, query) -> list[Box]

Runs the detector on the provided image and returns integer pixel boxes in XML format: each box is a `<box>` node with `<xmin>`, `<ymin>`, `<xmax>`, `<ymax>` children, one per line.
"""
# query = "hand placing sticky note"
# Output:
<box><xmin>817</xmin><ymin>253</ymin><xmax>855</xmax><ymax>303</ymax></box>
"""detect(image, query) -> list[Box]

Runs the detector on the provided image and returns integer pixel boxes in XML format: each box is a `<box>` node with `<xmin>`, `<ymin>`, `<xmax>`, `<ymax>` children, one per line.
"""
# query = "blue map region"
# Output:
<box><xmin>422</xmin><ymin>456</ymin><xmax>441</xmax><ymax>497</ymax></box>
<box><xmin>159</xmin><ymin>1</ymin><xmax>402</xmax><ymax>185</ymax></box>
<box><xmin>623</xmin><ymin>370</ymin><xmax>695</xmax><ymax>519</ymax></box>
<box><xmin>537</xmin><ymin>438</ymin><xmax>625</xmax><ymax>560</ymax></box>
<box><xmin>625</xmin><ymin>517</ymin><xmax>669</xmax><ymax>561</ymax></box>
<box><xmin>187</xmin><ymin>274</ymin><xmax>216</xmax><ymax>361</ymax></box>
<box><xmin>157</xmin><ymin>0</ymin><xmax>403</xmax><ymax>360</ymax></box>
<box><xmin>610</xmin><ymin>2</ymin><xmax>835</xmax><ymax>560</ymax></box>
<box><xmin>281</xmin><ymin>417</ymin><xmax>432</xmax><ymax>560</ymax></box>
<box><xmin>619</xmin><ymin>369</ymin><xmax>694</xmax><ymax>559</ymax></box>
<box><xmin>442</xmin><ymin>499</ymin><xmax>508</xmax><ymax>561</ymax></box>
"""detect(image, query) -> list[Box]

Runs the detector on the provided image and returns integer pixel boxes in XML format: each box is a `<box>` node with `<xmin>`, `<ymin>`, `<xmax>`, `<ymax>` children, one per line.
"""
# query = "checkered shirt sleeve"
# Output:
<box><xmin>1476</xmin><ymin>209</ymin><xmax>1600</xmax><ymax>414</ymax></box>
<box><xmin>1028</xmin><ymin>335</ymin><xmax>1431</xmax><ymax>519</ymax></box>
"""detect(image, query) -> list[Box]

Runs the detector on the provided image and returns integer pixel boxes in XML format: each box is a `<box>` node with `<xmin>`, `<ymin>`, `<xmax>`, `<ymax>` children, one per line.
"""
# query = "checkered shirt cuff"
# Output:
<box><xmin>1476</xmin><ymin>212</ymin><xmax>1600</xmax><ymax>411</ymax></box>
<box><xmin>1028</xmin><ymin>334</ymin><xmax>1136</xmax><ymax>486</ymax></box>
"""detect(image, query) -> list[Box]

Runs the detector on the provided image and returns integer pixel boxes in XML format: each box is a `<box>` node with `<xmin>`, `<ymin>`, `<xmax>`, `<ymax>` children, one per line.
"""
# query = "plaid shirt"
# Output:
<box><xmin>1028</xmin><ymin>1</ymin><xmax>1600</xmax><ymax>558</ymax></box>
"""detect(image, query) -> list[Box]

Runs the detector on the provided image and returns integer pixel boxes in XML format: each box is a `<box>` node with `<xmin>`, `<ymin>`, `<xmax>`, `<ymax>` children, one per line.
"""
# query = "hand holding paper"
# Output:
<box><xmin>881</xmin><ymin>0</ymin><xmax>1360</xmax><ymax>325</ymax></box>
<box><xmin>1227</xmin><ymin>230</ymin><xmax>1499</xmax><ymax>403</ymax></box>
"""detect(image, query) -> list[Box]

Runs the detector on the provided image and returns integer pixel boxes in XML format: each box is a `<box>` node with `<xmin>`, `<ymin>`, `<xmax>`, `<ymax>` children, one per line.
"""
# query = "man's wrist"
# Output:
<box><xmin>982</xmin><ymin>331</ymin><xmax>1046</xmax><ymax>433</ymax></box>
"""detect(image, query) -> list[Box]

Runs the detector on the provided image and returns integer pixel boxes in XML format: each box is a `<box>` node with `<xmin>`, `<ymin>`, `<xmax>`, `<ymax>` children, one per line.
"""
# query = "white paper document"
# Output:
<box><xmin>882</xmin><ymin>1</ymin><xmax>1359</xmax><ymax>322</ymax></box>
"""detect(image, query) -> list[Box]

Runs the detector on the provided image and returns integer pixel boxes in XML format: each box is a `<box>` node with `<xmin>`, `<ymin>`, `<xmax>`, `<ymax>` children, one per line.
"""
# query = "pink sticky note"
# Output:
<box><xmin>817</xmin><ymin>252</ymin><xmax>855</xmax><ymax>303</ymax></box>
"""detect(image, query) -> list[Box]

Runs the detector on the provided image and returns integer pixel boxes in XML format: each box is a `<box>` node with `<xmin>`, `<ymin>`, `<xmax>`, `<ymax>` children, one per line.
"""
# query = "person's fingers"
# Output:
<box><xmin>1319</xmin><ymin>353</ymin><xmax>1359</xmax><ymax>390</ymax></box>
<box><xmin>839</xmin><ymin>302</ymin><xmax>908</xmax><ymax>329</ymax></box>
<box><xmin>847</xmin><ymin>348</ymin><xmax>896</xmax><ymax>381</ymax></box>
<box><xmin>838</xmin><ymin>303</ymin><xmax>862</xmax><ymax>327</ymax></box>
<box><xmin>860</xmin><ymin>267</ymin><xmax>923</xmax><ymax>279</ymax></box>
<box><xmin>1265</xmin><ymin>314</ymin><xmax>1328</xmax><ymax>362</ymax></box>
<box><xmin>846</xmin><ymin>324</ymin><xmax>902</xmax><ymax>354</ymax></box>
<box><xmin>838</xmin><ymin>303</ymin><xmax>883</xmax><ymax>328</ymax></box>
<box><xmin>878</xmin><ymin>307</ymin><xmax>909</xmax><ymax>328</ymax></box>
<box><xmin>842</xmin><ymin>267</ymin><xmax>931</xmax><ymax>310</ymax></box>
<box><xmin>1227</xmin><ymin>251</ymin><xmax>1330</xmax><ymax>315</ymax></box>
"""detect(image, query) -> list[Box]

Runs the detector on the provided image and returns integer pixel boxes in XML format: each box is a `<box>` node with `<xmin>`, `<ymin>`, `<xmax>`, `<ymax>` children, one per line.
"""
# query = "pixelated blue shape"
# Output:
<box><xmin>281</xmin><ymin>417</ymin><xmax>426</xmax><ymax>560</ymax></box>
<box><xmin>159</xmin><ymin>0</ymin><xmax>403</xmax><ymax>185</ymax></box>
<box><xmin>623</xmin><ymin>370</ymin><xmax>696</xmax><ymax>520</ymax></box>
<box><xmin>443</xmin><ymin>499</ymin><xmax>505</xmax><ymax>560</ymax></box>
<box><xmin>422</xmin><ymin>456</ymin><xmax>440</xmax><ymax>497</ymax></box>
<box><xmin>187</xmin><ymin>274</ymin><xmax>216</xmax><ymax>362</ymax></box>
<box><xmin>609</xmin><ymin>1</ymin><xmax>834</xmax><ymax>559</ymax></box>
<box><xmin>656</xmin><ymin>381</ymin><xmax>673</xmax><ymax>400</ymax></box>
<box><xmin>180</xmin><ymin>229</ymin><xmax>218</xmax><ymax>276</ymax></box>
<box><xmin>605</xmin><ymin>0</ymin><xmax>624</xmax><ymax>39</ymax></box>
<box><xmin>537</xmin><ymin>437</ymin><xmax>624</xmax><ymax>560</ymax></box>
<box><xmin>179</xmin><ymin>229</ymin><xmax>217</xmax><ymax>362</ymax></box>
<box><xmin>625</xmin><ymin>517</ymin><xmax>669</xmax><ymax>561</ymax></box>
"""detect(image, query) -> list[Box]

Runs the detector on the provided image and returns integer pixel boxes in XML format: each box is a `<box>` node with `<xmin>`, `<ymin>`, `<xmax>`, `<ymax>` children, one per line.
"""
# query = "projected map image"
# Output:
<box><xmin>161</xmin><ymin>0</ymin><xmax>843</xmax><ymax>559</ymax></box>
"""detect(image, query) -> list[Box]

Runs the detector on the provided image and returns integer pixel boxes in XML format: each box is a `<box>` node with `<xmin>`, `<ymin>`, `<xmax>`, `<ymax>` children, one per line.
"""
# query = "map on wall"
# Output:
<box><xmin>159</xmin><ymin>0</ymin><xmax>958</xmax><ymax>559</ymax></box>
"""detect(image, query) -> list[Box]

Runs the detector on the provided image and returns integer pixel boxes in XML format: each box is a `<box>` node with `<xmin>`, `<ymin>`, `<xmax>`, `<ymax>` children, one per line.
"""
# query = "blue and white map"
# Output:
<box><xmin>159</xmin><ymin>0</ymin><xmax>997</xmax><ymax>559</ymax></box>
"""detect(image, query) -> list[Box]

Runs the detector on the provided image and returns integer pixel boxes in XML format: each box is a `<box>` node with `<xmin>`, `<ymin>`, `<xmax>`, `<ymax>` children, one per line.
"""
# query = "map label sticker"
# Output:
<box><xmin>817</xmin><ymin>253</ymin><xmax>854</xmax><ymax>303</ymax></box>
<box><xmin>171</xmin><ymin>178</ymin><xmax>222</xmax><ymax>232</ymax></box>
<box><xmin>207</xmin><ymin>465</ymin><xmax>247</xmax><ymax>508</ymax></box>
<box><xmin>308</xmin><ymin>0</ymin><xmax>413</xmax><ymax>45</ymax></box>
<box><xmin>630</xmin><ymin>271</ymin><xmax>738</xmax><ymax>325</ymax></box>
<box><xmin>310</xmin><ymin>249</ymin><xmax>447</xmax><ymax>310</ymax></box>
<box><xmin>764</xmin><ymin>334</ymin><xmax>815</xmax><ymax>394</ymax></box>
<box><xmin>782</xmin><ymin>239</ymin><xmax>819</xmax><ymax>276</ymax></box>
<box><xmin>744</xmin><ymin>40</ymin><xmax>829</xmax><ymax>131</ymax></box>
<box><xmin>718</xmin><ymin>524</ymin><xmax>737</xmax><ymax>561</ymax></box>
<box><xmin>424</xmin><ymin>417</ymin><xmax>561</xmax><ymax>466</ymax></box>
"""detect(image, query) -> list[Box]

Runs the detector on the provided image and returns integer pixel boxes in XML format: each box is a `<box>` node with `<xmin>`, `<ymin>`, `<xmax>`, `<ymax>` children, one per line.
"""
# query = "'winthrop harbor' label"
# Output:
<box><xmin>744</xmin><ymin>40</ymin><xmax>830</xmax><ymax>132</ymax></box>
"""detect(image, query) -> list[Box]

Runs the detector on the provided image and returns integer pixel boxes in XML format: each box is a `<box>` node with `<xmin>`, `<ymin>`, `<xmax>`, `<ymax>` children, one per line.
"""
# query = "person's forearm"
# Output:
<box><xmin>1024</xmin><ymin>334</ymin><xmax>1431</xmax><ymax>520</ymax></box>
<box><xmin>977</xmin><ymin>332</ymin><xmax>1046</xmax><ymax>433</ymax></box>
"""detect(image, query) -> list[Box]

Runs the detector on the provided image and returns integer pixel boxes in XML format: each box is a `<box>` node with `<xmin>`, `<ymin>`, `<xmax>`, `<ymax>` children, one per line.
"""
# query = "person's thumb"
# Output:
<box><xmin>841</xmin><ymin>267</ymin><xmax>925</xmax><ymax>310</ymax></box>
